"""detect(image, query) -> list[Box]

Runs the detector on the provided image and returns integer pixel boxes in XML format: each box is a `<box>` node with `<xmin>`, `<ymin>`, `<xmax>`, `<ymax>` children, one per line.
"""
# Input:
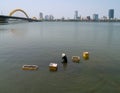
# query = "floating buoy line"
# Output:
<box><xmin>22</xmin><ymin>52</ymin><xmax>89</xmax><ymax>71</ymax></box>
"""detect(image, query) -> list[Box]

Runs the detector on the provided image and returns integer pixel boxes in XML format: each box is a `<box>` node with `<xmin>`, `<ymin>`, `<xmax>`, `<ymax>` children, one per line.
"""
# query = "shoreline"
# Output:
<box><xmin>41</xmin><ymin>19</ymin><xmax>120</xmax><ymax>22</ymax></box>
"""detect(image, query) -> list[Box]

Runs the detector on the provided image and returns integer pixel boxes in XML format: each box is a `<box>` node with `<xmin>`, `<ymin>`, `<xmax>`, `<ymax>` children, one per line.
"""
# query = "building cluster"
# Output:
<box><xmin>39</xmin><ymin>12</ymin><xmax>54</xmax><ymax>21</ymax></box>
<box><xmin>39</xmin><ymin>9</ymin><xmax>116</xmax><ymax>21</ymax></box>
<box><xmin>73</xmin><ymin>9</ymin><xmax>115</xmax><ymax>21</ymax></box>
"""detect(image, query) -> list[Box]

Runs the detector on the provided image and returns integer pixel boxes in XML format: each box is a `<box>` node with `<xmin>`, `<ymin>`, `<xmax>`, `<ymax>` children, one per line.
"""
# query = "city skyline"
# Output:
<box><xmin>40</xmin><ymin>9</ymin><xmax>116</xmax><ymax>21</ymax></box>
<box><xmin>0</xmin><ymin>0</ymin><xmax>120</xmax><ymax>19</ymax></box>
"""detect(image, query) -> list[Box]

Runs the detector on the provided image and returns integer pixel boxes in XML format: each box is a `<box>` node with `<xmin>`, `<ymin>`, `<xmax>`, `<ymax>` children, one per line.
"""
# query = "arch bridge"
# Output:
<box><xmin>0</xmin><ymin>9</ymin><xmax>39</xmax><ymax>23</ymax></box>
<box><xmin>9</xmin><ymin>9</ymin><xmax>29</xmax><ymax>18</ymax></box>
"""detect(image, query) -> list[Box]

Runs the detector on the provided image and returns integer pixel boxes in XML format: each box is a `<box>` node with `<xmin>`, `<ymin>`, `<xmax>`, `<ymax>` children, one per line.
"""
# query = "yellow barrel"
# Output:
<box><xmin>72</xmin><ymin>56</ymin><xmax>80</xmax><ymax>63</ymax></box>
<box><xmin>83</xmin><ymin>52</ymin><xmax>89</xmax><ymax>59</ymax></box>
<box><xmin>22</xmin><ymin>65</ymin><xmax>39</xmax><ymax>70</ymax></box>
<box><xmin>49</xmin><ymin>63</ymin><xmax>58</xmax><ymax>71</ymax></box>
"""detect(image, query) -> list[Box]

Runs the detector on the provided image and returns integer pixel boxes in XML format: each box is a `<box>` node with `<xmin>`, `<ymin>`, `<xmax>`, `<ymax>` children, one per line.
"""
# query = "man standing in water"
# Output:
<box><xmin>62</xmin><ymin>53</ymin><xmax>68</xmax><ymax>63</ymax></box>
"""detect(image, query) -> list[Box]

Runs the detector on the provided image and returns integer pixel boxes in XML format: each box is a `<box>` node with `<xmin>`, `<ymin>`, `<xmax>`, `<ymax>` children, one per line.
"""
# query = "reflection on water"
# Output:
<box><xmin>62</xmin><ymin>63</ymin><xmax>68</xmax><ymax>71</ymax></box>
<box><xmin>0</xmin><ymin>22</ymin><xmax>120</xmax><ymax>93</ymax></box>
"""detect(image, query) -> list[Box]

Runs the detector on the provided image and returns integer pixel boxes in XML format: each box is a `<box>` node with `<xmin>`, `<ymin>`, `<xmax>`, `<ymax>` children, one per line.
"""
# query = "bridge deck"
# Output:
<box><xmin>0</xmin><ymin>15</ymin><xmax>39</xmax><ymax>22</ymax></box>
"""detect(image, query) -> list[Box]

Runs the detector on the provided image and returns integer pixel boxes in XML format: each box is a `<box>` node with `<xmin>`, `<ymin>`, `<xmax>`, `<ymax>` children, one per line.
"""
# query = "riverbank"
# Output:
<box><xmin>41</xmin><ymin>19</ymin><xmax>120</xmax><ymax>22</ymax></box>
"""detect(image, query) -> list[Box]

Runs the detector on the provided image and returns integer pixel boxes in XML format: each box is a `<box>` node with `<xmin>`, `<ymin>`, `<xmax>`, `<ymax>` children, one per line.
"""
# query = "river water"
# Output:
<box><xmin>0</xmin><ymin>22</ymin><xmax>120</xmax><ymax>93</ymax></box>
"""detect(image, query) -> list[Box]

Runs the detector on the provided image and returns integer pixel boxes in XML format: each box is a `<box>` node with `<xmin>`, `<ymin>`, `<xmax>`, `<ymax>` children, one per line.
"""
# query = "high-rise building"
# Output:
<box><xmin>49</xmin><ymin>15</ymin><xmax>54</xmax><ymax>20</ymax></box>
<box><xmin>39</xmin><ymin>12</ymin><xmax>43</xmax><ymax>20</ymax></box>
<box><xmin>45</xmin><ymin>15</ymin><xmax>49</xmax><ymax>20</ymax></box>
<box><xmin>74</xmin><ymin>10</ymin><xmax>78</xmax><ymax>20</ymax></box>
<box><xmin>44</xmin><ymin>15</ymin><xmax>54</xmax><ymax>21</ymax></box>
<box><xmin>87</xmin><ymin>16</ymin><xmax>91</xmax><ymax>21</ymax></box>
<box><xmin>108</xmin><ymin>9</ymin><xmax>114</xmax><ymax>19</ymax></box>
<box><xmin>93</xmin><ymin>14</ymin><xmax>99</xmax><ymax>21</ymax></box>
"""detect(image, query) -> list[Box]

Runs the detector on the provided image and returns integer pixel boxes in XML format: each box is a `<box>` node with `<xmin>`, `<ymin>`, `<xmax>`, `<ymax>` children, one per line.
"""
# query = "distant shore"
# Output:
<box><xmin>41</xmin><ymin>19</ymin><xmax>120</xmax><ymax>22</ymax></box>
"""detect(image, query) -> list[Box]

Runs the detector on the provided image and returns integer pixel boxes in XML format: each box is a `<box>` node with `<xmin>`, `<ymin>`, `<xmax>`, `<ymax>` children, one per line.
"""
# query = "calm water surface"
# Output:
<box><xmin>0</xmin><ymin>22</ymin><xmax>120</xmax><ymax>93</ymax></box>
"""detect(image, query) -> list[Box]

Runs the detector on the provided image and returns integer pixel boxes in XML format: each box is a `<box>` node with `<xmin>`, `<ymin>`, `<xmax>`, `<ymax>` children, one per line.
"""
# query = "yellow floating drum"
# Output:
<box><xmin>72</xmin><ymin>56</ymin><xmax>80</xmax><ymax>63</ymax></box>
<box><xmin>49</xmin><ymin>63</ymin><xmax>58</xmax><ymax>71</ymax></box>
<box><xmin>83</xmin><ymin>52</ymin><xmax>89</xmax><ymax>59</ymax></box>
<box><xmin>22</xmin><ymin>65</ymin><xmax>39</xmax><ymax>70</ymax></box>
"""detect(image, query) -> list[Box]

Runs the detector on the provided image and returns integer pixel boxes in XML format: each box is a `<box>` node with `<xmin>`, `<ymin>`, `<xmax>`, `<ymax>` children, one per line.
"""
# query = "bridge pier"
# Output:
<box><xmin>0</xmin><ymin>17</ymin><xmax>8</xmax><ymax>23</ymax></box>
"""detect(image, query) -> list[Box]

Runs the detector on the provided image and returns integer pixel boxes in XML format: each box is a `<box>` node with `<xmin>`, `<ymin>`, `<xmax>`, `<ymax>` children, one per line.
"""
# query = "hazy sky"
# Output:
<box><xmin>0</xmin><ymin>0</ymin><xmax>120</xmax><ymax>19</ymax></box>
